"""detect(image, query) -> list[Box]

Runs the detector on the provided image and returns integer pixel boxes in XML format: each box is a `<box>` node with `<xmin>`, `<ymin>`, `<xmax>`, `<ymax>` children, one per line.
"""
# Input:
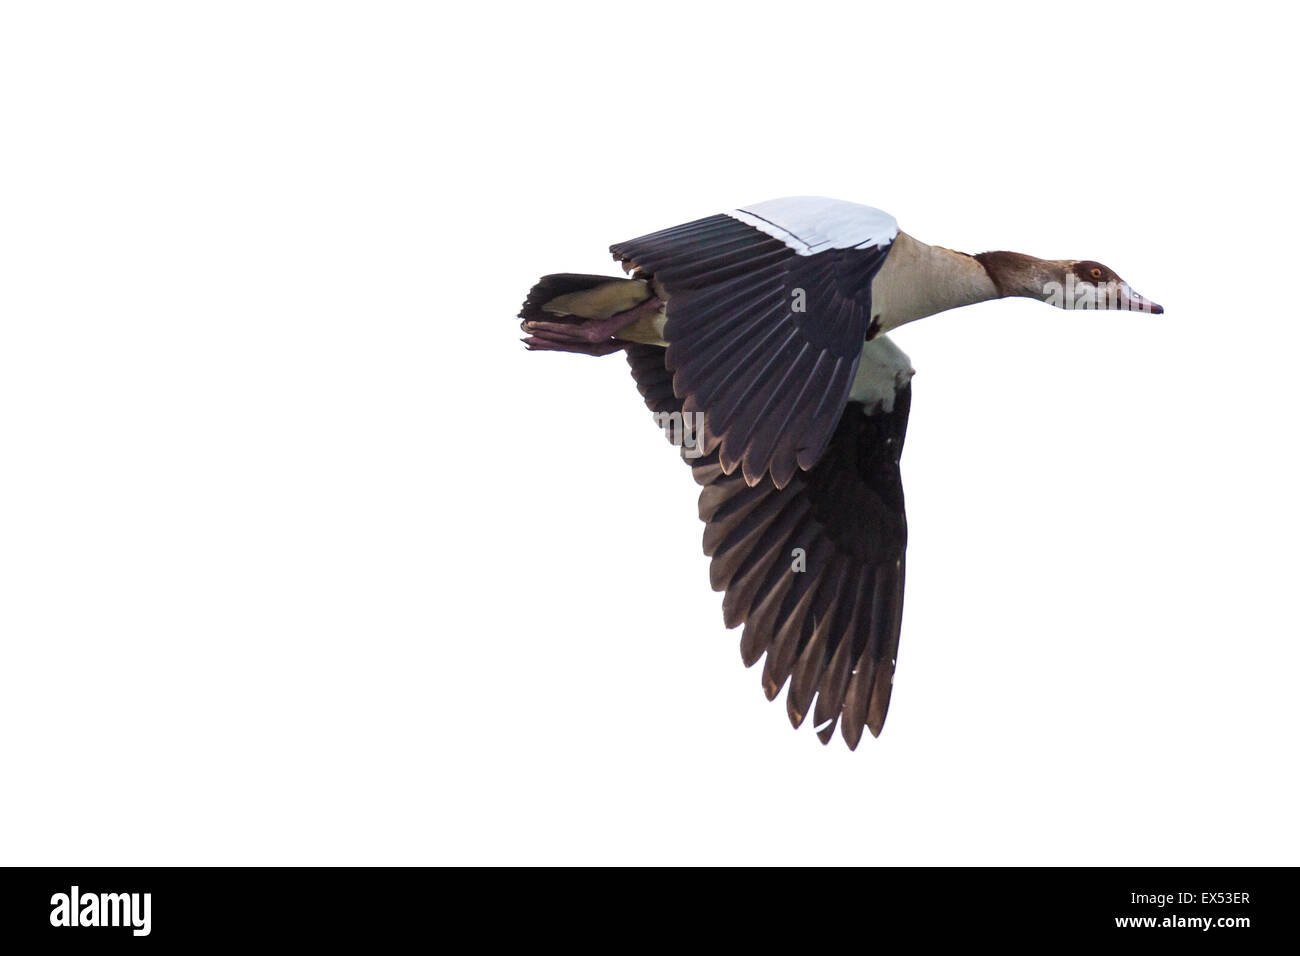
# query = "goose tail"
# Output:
<box><xmin>519</xmin><ymin>274</ymin><xmax>660</xmax><ymax>356</ymax></box>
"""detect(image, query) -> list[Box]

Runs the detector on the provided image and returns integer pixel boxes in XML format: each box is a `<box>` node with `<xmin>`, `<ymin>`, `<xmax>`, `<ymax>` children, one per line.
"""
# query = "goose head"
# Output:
<box><xmin>974</xmin><ymin>251</ymin><xmax>1163</xmax><ymax>314</ymax></box>
<box><xmin>1062</xmin><ymin>259</ymin><xmax>1163</xmax><ymax>314</ymax></box>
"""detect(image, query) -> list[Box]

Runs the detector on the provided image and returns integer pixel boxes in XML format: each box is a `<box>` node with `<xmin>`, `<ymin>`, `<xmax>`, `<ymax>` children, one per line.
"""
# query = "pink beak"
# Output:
<box><xmin>1122</xmin><ymin>283</ymin><xmax>1163</xmax><ymax>314</ymax></box>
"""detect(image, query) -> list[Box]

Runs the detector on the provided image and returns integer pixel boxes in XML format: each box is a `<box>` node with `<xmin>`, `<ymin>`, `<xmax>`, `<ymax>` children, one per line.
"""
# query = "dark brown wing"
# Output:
<box><xmin>626</xmin><ymin>343</ymin><xmax>910</xmax><ymax>747</ymax></box>
<box><xmin>612</xmin><ymin>214</ymin><xmax>891</xmax><ymax>490</ymax></box>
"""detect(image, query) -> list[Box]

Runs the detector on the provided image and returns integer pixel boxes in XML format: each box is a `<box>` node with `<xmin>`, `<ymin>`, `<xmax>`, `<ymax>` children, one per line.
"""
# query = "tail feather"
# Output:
<box><xmin>519</xmin><ymin>274</ymin><xmax>649</xmax><ymax>324</ymax></box>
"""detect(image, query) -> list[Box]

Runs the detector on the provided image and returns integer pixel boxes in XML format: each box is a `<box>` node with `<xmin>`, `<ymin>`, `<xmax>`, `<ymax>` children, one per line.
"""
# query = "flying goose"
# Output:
<box><xmin>519</xmin><ymin>196</ymin><xmax>1162</xmax><ymax>748</ymax></box>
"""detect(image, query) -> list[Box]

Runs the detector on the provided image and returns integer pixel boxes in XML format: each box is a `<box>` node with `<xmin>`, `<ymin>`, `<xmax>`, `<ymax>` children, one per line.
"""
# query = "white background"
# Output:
<box><xmin>2</xmin><ymin>2</ymin><xmax>1297</xmax><ymax>865</ymax></box>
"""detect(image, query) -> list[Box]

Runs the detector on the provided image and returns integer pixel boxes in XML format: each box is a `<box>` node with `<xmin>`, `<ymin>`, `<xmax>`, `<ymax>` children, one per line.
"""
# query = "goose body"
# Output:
<box><xmin>519</xmin><ymin>196</ymin><xmax>1161</xmax><ymax>747</ymax></box>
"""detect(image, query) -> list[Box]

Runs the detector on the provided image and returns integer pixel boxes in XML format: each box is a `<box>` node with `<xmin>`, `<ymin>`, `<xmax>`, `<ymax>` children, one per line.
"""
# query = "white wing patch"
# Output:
<box><xmin>848</xmin><ymin>336</ymin><xmax>914</xmax><ymax>413</ymax></box>
<box><xmin>727</xmin><ymin>196</ymin><xmax>899</xmax><ymax>256</ymax></box>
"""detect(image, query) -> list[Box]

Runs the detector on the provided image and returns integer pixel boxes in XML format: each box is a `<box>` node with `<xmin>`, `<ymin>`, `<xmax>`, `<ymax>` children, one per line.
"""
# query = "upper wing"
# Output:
<box><xmin>627</xmin><ymin>338</ymin><xmax>913</xmax><ymax>747</ymax></box>
<box><xmin>611</xmin><ymin>197</ymin><xmax>898</xmax><ymax>489</ymax></box>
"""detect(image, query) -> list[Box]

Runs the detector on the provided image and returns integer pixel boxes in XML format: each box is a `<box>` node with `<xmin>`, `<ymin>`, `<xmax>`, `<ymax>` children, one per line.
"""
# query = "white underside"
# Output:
<box><xmin>847</xmin><ymin>336</ymin><xmax>914</xmax><ymax>413</ymax></box>
<box><xmin>728</xmin><ymin>196</ymin><xmax>899</xmax><ymax>255</ymax></box>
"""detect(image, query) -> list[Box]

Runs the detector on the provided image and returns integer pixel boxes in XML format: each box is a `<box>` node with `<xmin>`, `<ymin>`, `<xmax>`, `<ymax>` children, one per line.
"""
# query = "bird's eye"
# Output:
<box><xmin>1090</xmin><ymin>268</ymin><xmax>1103</xmax><ymax>280</ymax></box>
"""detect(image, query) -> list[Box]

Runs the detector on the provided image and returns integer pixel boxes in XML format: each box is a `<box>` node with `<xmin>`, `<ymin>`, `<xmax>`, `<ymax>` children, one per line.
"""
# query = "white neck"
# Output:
<box><xmin>870</xmin><ymin>232</ymin><xmax>998</xmax><ymax>333</ymax></box>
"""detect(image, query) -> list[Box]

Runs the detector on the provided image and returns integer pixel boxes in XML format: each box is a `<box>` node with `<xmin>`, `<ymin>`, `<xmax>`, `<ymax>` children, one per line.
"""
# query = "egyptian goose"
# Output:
<box><xmin>519</xmin><ymin>196</ymin><xmax>1162</xmax><ymax>747</ymax></box>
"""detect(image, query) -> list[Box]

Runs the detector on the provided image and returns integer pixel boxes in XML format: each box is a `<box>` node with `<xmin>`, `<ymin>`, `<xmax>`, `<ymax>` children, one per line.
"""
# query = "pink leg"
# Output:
<box><xmin>521</xmin><ymin>296</ymin><xmax>662</xmax><ymax>356</ymax></box>
<box><xmin>522</xmin><ymin>334</ymin><xmax>627</xmax><ymax>357</ymax></box>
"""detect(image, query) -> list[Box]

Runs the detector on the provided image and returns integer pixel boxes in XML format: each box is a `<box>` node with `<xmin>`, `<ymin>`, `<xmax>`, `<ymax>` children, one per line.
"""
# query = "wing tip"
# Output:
<box><xmin>785</xmin><ymin>696</ymin><xmax>807</xmax><ymax>729</ymax></box>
